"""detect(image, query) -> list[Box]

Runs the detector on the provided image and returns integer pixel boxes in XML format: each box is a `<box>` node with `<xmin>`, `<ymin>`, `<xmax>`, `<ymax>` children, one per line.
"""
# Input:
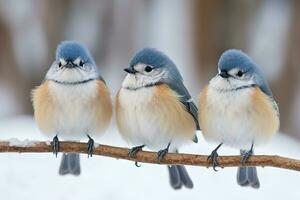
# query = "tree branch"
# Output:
<box><xmin>1</xmin><ymin>140</ymin><xmax>300</xmax><ymax>171</ymax></box>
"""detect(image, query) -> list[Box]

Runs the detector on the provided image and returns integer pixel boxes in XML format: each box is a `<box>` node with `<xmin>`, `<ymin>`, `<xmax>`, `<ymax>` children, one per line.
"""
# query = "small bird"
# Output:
<box><xmin>199</xmin><ymin>49</ymin><xmax>280</xmax><ymax>188</ymax></box>
<box><xmin>116</xmin><ymin>48</ymin><xmax>199</xmax><ymax>189</ymax></box>
<box><xmin>32</xmin><ymin>41</ymin><xmax>112</xmax><ymax>175</ymax></box>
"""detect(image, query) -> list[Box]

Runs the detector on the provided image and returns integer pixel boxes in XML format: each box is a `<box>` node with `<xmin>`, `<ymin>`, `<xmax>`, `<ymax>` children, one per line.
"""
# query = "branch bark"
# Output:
<box><xmin>1</xmin><ymin>141</ymin><xmax>300</xmax><ymax>171</ymax></box>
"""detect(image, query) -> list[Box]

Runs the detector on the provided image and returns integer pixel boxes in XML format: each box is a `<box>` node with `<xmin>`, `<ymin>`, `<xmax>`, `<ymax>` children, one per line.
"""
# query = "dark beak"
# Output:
<box><xmin>219</xmin><ymin>70</ymin><xmax>229</xmax><ymax>78</ymax></box>
<box><xmin>65</xmin><ymin>61</ymin><xmax>75</xmax><ymax>68</ymax></box>
<box><xmin>124</xmin><ymin>67</ymin><xmax>137</xmax><ymax>74</ymax></box>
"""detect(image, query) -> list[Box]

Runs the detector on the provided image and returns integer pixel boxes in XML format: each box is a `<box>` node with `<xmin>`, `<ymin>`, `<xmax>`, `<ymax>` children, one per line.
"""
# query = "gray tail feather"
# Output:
<box><xmin>237</xmin><ymin>151</ymin><xmax>260</xmax><ymax>189</ymax></box>
<box><xmin>168</xmin><ymin>166</ymin><xmax>182</xmax><ymax>189</ymax></box>
<box><xmin>59</xmin><ymin>153</ymin><xmax>81</xmax><ymax>176</ymax></box>
<box><xmin>168</xmin><ymin>165</ymin><xmax>193</xmax><ymax>190</ymax></box>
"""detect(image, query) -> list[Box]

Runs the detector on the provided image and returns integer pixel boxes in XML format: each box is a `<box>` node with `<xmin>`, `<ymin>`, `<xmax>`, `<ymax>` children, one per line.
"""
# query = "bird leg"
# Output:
<box><xmin>51</xmin><ymin>135</ymin><xmax>60</xmax><ymax>157</ymax></box>
<box><xmin>128</xmin><ymin>145</ymin><xmax>145</xmax><ymax>158</ymax></box>
<box><xmin>241</xmin><ymin>142</ymin><xmax>254</xmax><ymax>164</ymax></box>
<box><xmin>87</xmin><ymin>135</ymin><xmax>94</xmax><ymax>158</ymax></box>
<box><xmin>157</xmin><ymin>142</ymin><xmax>171</xmax><ymax>162</ymax></box>
<box><xmin>207</xmin><ymin>143</ymin><xmax>223</xmax><ymax>171</ymax></box>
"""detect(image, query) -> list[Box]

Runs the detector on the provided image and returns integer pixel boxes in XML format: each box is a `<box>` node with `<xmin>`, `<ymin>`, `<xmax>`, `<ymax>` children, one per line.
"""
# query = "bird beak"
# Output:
<box><xmin>65</xmin><ymin>61</ymin><xmax>75</xmax><ymax>68</ymax></box>
<box><xmin>219</xmin><ymin>70</ymin><xmax>229</xmax><ymax>78</ymax></box>
<box><xmin>124</xmin><ymin>67</ymin><xmax>137</xmax><ymax>74</ymax></box>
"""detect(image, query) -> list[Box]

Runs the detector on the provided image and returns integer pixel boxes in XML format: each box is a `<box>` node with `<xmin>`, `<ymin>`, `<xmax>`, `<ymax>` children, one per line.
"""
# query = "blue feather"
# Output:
<box><xmin>129</xmin><ymin>48</ymin><xmax>200</xmax><ymax>132</ymax></box>
<box><xmin>130</xmin><ymin>48</ymin><xmax>183</xmax><ymax>82</ymax></box>
<box><xmin>218</xmin><ymin>49</ymin><xmax>273</xmax><ymax>98</ymax></box>
<box><xmin>56</xmin><ymin>41</ymin><xmax>96</xmax><ymax>65</ymax></box>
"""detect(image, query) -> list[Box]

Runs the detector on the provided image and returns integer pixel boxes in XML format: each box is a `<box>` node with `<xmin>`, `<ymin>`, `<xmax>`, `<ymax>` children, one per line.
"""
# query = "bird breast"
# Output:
<box><xmin>116</xmin><ymin>84</ymin><xmax>195</xmax><ymax>150</ymax></box>
<box><xmin>32</xmin><ymin>80</ymin><xmax>112</xmax><ymax>140</ymax></box>
<box><xmin>199</xmin><ymin>85</ymin><xmax>279</xmax><ymax>149</ymax></box>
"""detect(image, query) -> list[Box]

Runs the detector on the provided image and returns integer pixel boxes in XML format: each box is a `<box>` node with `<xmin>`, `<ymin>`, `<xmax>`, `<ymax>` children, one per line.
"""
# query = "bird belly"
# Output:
<box><xmin>32</xmin><ymin>80</ymin><xmax>112</xmax><ymax>141</ymax></box>
<box><xmin>116</xmin><ymin>85</ymin><xmax>195</xmax><ymax>151</ymax></box>
<box><xmin>199</xmin><ymin>86</ymin><xmax>279</xmax><ymax>149</ymax></box>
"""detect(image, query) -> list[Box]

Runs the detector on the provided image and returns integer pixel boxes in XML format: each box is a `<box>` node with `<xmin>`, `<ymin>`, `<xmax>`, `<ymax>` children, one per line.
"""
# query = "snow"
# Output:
<box><xmin>94</xmin><ymin>142</ymin><xmax>100</xmax><ymax>148</ymax></box>
<box><xmin>0</xmin><ymin>115</ymin><xmax>299</xmax><ymax>200</ymax></box>
<box><xmin>8</xmin><ymin>138</ymin><xmax>37</xmax><ymax>147</ymax></box>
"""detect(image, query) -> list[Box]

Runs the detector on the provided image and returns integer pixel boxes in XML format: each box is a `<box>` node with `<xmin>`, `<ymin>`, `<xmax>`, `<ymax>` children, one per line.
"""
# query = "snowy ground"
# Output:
<box><xmin>0</xmin><ymin>116</ymin><xmax>299</xmax><ymax>200</ymax></box>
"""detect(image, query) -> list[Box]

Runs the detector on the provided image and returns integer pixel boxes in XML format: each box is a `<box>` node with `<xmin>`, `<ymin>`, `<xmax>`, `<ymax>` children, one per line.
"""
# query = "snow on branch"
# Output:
<box><xmin>1</xmin><ymin>140</ymin><xmax>300</xmax><ymax>171</ymax></box>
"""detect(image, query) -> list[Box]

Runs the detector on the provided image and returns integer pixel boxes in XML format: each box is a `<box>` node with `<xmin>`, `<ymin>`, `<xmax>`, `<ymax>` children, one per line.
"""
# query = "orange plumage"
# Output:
<box><xmin>32</xmin><ymin>80</ymin><xmax>112</xmax><ymax>139</ymax></box>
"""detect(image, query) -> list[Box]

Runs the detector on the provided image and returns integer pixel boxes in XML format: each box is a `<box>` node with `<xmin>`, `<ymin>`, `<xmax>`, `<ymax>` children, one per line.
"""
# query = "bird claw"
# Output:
<box><xmin>128</xmin><ymin>145</ymin><xmax>145</xmax><ymax>158</ymax></box>
<box><xmin>157</xmin><ymin>149</ymin><xmax>168</xmax><ymax>162</ymax></box>
<box><xmin>241</xmin><ymin>149</ymin><xmax>253</xmax><ymax>165</ymax></box>
<box><xmin>207</xmin><ymin>150</ymin><xmax>219</xmax><ymax>171</ymax></box>
<box><xmin>51</xmin><ymin>135</ymin><xmax>59</xmax><ymax>157</ymax></box>
<box><xmin>87</xmin><ymin>135</ymin><xmax>94</xmax><ymax>158</ymax></box>
<box><xmin>135</xmin><ymin>161</ymin><xmax>141</xmax><ymax>167</ymax></box>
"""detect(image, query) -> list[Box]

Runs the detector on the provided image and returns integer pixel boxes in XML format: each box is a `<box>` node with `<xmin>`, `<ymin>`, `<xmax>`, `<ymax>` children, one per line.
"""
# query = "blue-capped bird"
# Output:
<box><xmin>199</xmin><ymin>49</ymin><xmax>280</xmax><ymax>188</ymax></box>
<box><xmin>116</xmin><ymin>48</ymin><xmax>199</xmax><ymax>189</ymax></box>
<box><xmin>32</xmin><ymin>41</ymin><xmax>112</xmax><ymax>175</ymax></box>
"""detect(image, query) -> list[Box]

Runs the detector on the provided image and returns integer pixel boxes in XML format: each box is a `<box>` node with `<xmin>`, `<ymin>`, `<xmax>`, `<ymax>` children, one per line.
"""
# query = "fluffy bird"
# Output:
<box><xmin>116</xmin><ymin>48</ymin><xmax>199</xmax><ymax>189</ymax></box>
<box><xmin>199</xmin><ymin>49</ymin><xmax>279</xmax><ymax>188</ymax></box>
<box><xmin>32</xmin><ymin>41</ymin><xmax>112</xmax><ymax>175</ymax></box>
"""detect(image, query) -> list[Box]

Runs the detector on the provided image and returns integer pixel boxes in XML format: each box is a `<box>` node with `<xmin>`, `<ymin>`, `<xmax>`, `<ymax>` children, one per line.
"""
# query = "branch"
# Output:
<box><xmin>1</xmin><ymin>140</ymin><xmax>300</xmax><ymax>171</ymax></box>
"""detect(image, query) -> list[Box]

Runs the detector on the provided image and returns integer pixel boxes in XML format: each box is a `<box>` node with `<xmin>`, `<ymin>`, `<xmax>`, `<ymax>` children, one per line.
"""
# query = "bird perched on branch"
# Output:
<box><xmin>32</xmin><ymin>41</ymin><xmax>112</xmax><ymax>175</ymax></box>
<box><xmin>198</xmin><ymin>49</ymin><xmax>280</xmax><ymax>188</ymax></box>
<box><xmin>116</xmin><ymin>48</ymin><xmax>199</xmax><ymax>189</ymax></box>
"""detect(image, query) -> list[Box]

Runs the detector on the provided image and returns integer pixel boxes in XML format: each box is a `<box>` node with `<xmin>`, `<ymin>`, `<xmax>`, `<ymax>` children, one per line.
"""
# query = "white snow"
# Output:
<box><xmin>94</xmin><ymin>142</ymin><xmax>100</xmax><ymax>148</ymax></box>
<box><xmin>8</xmin><ymin>138</ymin><xmax>37</xmax><ymax>147</ymax></box>
<box><xmin>0</xmin><ymin>115</ymin><xmax>299</xmax><ymax>200</ymax></box>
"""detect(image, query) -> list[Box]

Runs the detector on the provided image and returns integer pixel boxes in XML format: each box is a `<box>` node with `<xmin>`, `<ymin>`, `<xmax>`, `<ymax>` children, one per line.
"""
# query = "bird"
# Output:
<box><xmin>115</xmin><ymin>48</ymin><xmax>199</xmax><ymax>189</ymax></box>
<box><xmin>32</xmin><ymin>41</ymin><xmax>112</xmax><ymax>175</ymax></box>
<box><xmin>198</xmin><ymin>49</ymin><xmax>280</xmax><ymax>188</ymax></box>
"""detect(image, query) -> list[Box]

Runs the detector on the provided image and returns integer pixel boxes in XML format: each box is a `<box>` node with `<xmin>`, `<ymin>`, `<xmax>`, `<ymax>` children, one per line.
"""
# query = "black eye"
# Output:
<box><xmin>79</xmin><ymin>60</ymin><xmax>84</xmax><ymax>67</ymax></box>
<box><xmin>236</xmin><ymin>70</ymin><xmax>243</xmax><ymax>77</ymax></box>
<box><xmin>145</xmin><ymin>65</ymin><xmax>153</xmax><ymax>72</ymax></box>
<box><xmin>58</xmin><ymin>62</ymin><xmax>62</xmax><ymax>68</ymax></box>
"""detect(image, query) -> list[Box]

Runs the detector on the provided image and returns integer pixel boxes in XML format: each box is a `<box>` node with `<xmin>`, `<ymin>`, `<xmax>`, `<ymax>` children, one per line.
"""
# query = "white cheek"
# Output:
<box><xmin>122</xmin><ymin>74</ymin><xmax>138</xmax><ymax>88</ymax></box>
<box><xmin>209</xmin><ymin>76</ymin><xmax>230</xmax><ymax>90</ymax></box>
<box><xmin>46</xmin><ymin>67</ymin><xmax>98</xmax><ymax>83</ymax></box>
<box><xmin>121</xmin><ymin>72</ymin><xmax>163</xmax><ymax>89</ymax></box>
<box><xmin>210</xmin><ymin>75</ymin><xmax>255</xmax><ymax>91</ymax></box>
<box><xmin>53</xmin><ymin>69</ymin><xmax>89</xmax><ymax>82</ymax></box>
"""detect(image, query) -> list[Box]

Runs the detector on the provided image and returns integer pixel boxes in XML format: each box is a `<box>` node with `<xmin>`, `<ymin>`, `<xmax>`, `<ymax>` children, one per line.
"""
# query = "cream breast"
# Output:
<box><xmin>199</xmin><ymin>85</ymin><xmax>279</xmax><ymax>149</ymax></box>
<box><xmin>32</xmin><ymin>80</ymin><xmax>112</xmax><ymax>140</ymax></box>
<box><xmin>116</xmin><ymin>84</ymin><xmax>195</xmax><ymax>151</ymax></box>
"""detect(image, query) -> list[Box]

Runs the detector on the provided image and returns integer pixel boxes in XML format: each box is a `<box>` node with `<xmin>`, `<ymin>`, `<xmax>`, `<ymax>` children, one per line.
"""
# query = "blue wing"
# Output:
<box><xmin>258</xmin><ymin>81</ymin><xmax>273</xmax><ymax>98</ymax></box>
<box><xmin>165</xmin><ymin>80</ymin><xmax>200</xmax><ymax>140</ymax></box>
<box><xmin>255</xmin><ymin>73</ymin><xmax>279</xmax><ymax>116</ymax></box>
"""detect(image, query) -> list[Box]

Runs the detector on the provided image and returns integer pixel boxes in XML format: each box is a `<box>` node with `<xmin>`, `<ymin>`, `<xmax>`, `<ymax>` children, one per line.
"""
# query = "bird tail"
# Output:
<box><xmin>236</xmin><ymin>151</ymin><xmax>260</xmax><ymax>188</ymax></box>
<box><xmin>168</xmin><ymin>165</ymin><xmax>193</xmax><ymax>189</ymax></box>
<box><xmin>59</xmin><ymin>153</ymin><xmax>81</xmax><ymax>176</ymax></box>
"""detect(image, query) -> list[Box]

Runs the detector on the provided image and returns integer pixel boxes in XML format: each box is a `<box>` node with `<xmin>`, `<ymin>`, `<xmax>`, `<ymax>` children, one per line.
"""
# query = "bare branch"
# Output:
<box><xmin>1</xmin><ymin>141</ymin><xmax>300</xmax><ymax>171</ymax></box>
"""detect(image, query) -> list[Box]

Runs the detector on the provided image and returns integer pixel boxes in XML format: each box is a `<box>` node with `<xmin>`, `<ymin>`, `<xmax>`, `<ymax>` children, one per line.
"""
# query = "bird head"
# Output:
<box><xmin>46</xmin><ymin>41</ymin><xmax>99</xmax><ymax>84</ymax></box>
<box><xmin>122</xmin><ymin>48</ymin><xmax>182</xmax><ymax>89</ymax></box>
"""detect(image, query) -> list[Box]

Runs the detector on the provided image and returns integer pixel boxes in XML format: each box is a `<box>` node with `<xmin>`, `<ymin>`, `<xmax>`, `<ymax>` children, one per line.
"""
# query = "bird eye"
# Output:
<box><xmin>58</xmin><ymin>62</ymin><xmax>62</xmax><ymax>68</ymax></box>
<box><xmin>79</xmin><ymin>60</ymin><xmax>84</xmax><ymax>67</ymax></box>
<box><xmin>145</xmin><ymin>65</ymin><xmax>153</xmax><ymax>72</ymax></box>
<box><xmin>236</xmin><ymin>70</ymin><xmax>243</xmax><ymax>77</ymax></box>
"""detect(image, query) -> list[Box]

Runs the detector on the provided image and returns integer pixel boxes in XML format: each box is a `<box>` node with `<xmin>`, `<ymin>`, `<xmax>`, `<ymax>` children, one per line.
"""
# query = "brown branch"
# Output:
<box><xmin>1</xmin><ymin>140</ymin><xmax>300</xmax><ymax>171</ymax></box>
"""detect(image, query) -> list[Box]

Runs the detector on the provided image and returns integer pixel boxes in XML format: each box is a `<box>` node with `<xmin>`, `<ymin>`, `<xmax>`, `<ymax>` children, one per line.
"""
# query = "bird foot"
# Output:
<box><xmin>207</xmin><ymin>149</ymin><xmax>219</xmax><ymax>171</ymax></box>
<box><xmin>51</xmin><ymin>135</ymin><xmax>59</xmax><ymax>157</ymax></box>
<box><xmin>241</xmin><ymin>149</ymin><xmax>253</xmax><ymax>164</ymax></box>
<box><xmin>87</xmin><ymin>135</ymin><xmax>94</xmax><ymax>158</ymax></box>
<box><xmin>157</xmin><ymin>148</ymin><xmax>169</xmax><ymax>162</ymax></box>
<box><xmin>128</xmin><ymin>145</ymin><xmax>145</xmax><ymax>158</ymax></box>
<box><xmin>135</xmin><ymin>161</ymin><xmax>141</xmax><ymax>167</ymax></box>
